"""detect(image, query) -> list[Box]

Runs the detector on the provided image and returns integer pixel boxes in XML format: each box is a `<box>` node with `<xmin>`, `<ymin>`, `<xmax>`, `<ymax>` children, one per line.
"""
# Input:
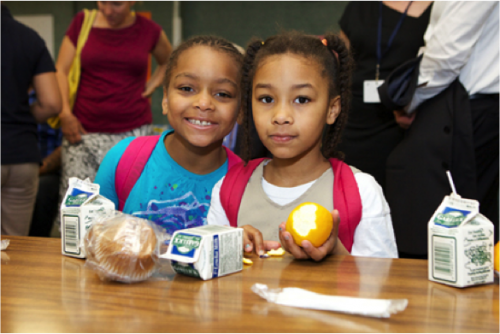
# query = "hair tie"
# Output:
<box><xmin>320</xmin><ymin>38</ymin><xmax>339</xmax><ymax>64</ymax></box>
<box><xmin>332</xmin><ymin>50</ymin><xmax>339</xmax><ymax>61</ymax></box>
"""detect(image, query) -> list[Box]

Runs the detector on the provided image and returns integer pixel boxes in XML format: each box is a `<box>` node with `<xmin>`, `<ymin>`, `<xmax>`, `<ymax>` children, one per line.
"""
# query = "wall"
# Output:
<box><xmin>5</xmin><ymin>1</ymin><xmax>348</xmax><ymax>124</ymax></box>
<box><xmin>182</xmin><ymin>1</ymin><xmax>348</xmax><ymax>47</ymax></box>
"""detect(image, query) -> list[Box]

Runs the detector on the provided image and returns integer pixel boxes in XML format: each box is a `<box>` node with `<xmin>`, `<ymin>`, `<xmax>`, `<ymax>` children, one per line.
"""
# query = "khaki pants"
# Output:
<box><xmin>1</xmin><ymin>163</ymin><xmax>39</xmax><ymax>236</ymax></box>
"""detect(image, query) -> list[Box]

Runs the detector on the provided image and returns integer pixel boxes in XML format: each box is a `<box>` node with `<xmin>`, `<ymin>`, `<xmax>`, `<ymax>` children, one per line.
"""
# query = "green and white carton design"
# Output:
<box><xmin>61</xmin><ymin>178</ymin><xmax>115</xmax><ymax>258</ymax></box>
<box><xmin>428</xmin><ymin>194</ymin><xmax>494</xmax><ymax>288</ymax></box>
<box><xmin>163</xmin><ymin>225</ymin><xmax>243</xmax><ymax>280</ymax></box>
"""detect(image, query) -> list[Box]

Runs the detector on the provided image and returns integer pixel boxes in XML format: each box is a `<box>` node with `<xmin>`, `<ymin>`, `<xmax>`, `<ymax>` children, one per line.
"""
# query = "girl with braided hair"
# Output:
<box><xmin>207</xmin><ymin>32</ymin><xmax>398</xmax><ymax>260</ymax></box>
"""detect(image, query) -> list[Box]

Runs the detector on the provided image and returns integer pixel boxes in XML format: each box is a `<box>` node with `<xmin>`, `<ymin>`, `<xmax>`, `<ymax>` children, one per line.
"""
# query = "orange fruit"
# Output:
<box><xmin>286</xmin><ymin>202</ymin><xmax>333</xmax><ymax>247</ymax></box>
<box><xmin>495</xmin><ymin>242</ymin><xmax>499</xmax><ymax>273</ymax></box>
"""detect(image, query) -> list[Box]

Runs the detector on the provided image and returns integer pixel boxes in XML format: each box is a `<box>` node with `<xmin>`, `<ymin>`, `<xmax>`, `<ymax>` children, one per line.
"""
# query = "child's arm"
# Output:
<box><xmin>351</xmin><ymin>173</ymin><xmax>398</xmax><ymax>258</ymax></box>
<box><xmin>206</xmin><ymin>178</ymin><xmax>231</xmax><ymax>226</ymax></box>
<box><xmin>278</xmin><ymin>209</ymin><xmax>349</xmax><ymax>261</ymax></box>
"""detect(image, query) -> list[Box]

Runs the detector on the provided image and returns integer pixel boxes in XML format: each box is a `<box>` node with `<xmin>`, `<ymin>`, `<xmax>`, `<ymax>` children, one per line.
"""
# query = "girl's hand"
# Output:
<box><xmin>278</xmin><ymin>209</ymin><xmax>349</xmax><ymax>261</ymax></box>
<box><xmin>60</xmin><ymin>112</ymin><xmax>87</xmax><ymax>144</ymax></box>
<box><xmin>242</xmin><ymin>225</ymin><xmax>281</xmax><ymax>256</ymax></box>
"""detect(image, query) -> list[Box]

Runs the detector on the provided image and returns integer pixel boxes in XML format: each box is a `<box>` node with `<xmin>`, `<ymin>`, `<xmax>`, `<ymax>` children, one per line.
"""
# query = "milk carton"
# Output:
<box><xmin>428</xmin><ymin>194</ymin><xmax>494</xmax><ymax>288</ymax></box>
<box><xmin>163</xmin><ymin>225</ymin><xmax>243</xmax><ymax>280</ymax></box>
<box><xmin>61</xmin><ymin>178</ymin><xmax>115</xmax><ymax>258</ymax></box>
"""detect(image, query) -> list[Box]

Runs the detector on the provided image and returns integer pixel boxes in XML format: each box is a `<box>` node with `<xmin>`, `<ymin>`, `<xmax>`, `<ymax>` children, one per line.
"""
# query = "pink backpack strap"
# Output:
<box><xmin>329</xmin><ymin>158</ymin><xmax>362</xmax><ymax>253</ymax></box>
<box><xmin>115</xmin><ymin>135</ymin><xmax>160</xmax><ymax>211</ymax></box>
<box><xmin>223</xmin><ymin>146</ymin><xmax>243</xmax><ymax>171</ymax></box>
<box><xmin>220</xmin><ymin>158</ymin><xmax>266</xmax><ymax>227</ymax></box>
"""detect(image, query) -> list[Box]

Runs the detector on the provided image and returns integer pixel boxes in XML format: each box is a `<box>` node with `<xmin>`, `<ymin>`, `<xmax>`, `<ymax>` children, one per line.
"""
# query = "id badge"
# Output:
<box><xmin>363</xmin><ymin>80</ymin><xmax>385</xmax><ymax>103</ymax></box>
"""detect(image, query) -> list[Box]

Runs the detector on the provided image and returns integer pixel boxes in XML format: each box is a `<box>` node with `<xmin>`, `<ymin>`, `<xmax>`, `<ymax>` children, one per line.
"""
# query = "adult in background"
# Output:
<box><xmin>55</xmin><ymin>1</ymin><xmax>172</xmax><ymax>219</ymax></box>
<box><xmin>1</xmin><ymin>4</ymin><xmax>62</xmax><ymax>235</ymax></box>
<box><xmin>337</xmin><ymin>1</ymin><xmax>432</xmax><ymax>190</ymax></box>
<box><xmin>391</xmin><ymin>1</ymin><xmax>499</xmax><ymax>258</ymax></box>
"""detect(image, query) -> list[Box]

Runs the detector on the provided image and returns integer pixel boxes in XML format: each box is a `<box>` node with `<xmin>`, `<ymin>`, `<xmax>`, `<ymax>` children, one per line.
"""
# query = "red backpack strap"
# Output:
<box><xmin>115</xmin><ymin>135</ymin><xmax>160</xmax><ymax>211</ymax></box>
<box><xmin>220</xmin><ymin>158</ymin><xmax>266</xmax><ymax>227</ymax></box>
<box><xmin>223</xmin><ymin>146</ymin><xmax>243</xmax><ymax>170</ymax></box>
<box><xmin>329</xmin><ymin>158</ymin><xmax>362</xmax><ymax>253</ymax></box>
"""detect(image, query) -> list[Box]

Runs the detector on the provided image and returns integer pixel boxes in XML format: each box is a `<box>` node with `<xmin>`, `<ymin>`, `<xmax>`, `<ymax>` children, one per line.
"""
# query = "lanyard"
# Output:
<box><xmin>376</xmin><ymin>1</ymin><xmax>413</xmax><ymax>81</ymax></box>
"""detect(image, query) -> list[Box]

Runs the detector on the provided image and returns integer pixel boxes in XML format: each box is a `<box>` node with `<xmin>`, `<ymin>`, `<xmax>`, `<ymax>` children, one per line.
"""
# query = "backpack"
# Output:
<box><xmin>219</xmin><ymin>158</ymin><xmax>362</xmax><ymax>252</ymax></box>
<box><xmin>115</xmin><ymin>135</ymin><xmax>243</xmax><ymax>211</ymax></box>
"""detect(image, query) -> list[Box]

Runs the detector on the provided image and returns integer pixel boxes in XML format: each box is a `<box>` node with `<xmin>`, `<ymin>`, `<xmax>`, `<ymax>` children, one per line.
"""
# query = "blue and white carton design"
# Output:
<box><xmin>428</xmin><ymin>194</ymin><xmax>494</xmax><ymax>288</ymax></box>
<box><xmin>61</xmin><ymin>178</ymin><xmax>115</xmax><ymax>258</ymax></box>
<box><xmin>163</xmin><ymin>225</ymin><xmax>243</xmax><ymax>280</ymax></box>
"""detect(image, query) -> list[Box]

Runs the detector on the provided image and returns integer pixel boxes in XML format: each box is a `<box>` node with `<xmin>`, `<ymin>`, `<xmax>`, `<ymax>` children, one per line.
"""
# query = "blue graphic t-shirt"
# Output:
<box><xmin>94</xmin><ymin>130</ymin><xmax>228</xmax><ymax>235</ymax></box>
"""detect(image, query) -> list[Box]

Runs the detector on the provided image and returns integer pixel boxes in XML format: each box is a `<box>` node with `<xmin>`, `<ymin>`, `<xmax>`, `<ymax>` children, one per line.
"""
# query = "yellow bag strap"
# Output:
<box><xmin>47</xmin><ymin>9</ymin><xmax>96</xmax><ymax>129</ymax></box>
<box><xmin>67</xmin><ymin>9</ymin><xmax>97</xmax><ymax>109</ymax></box>
<box><xmin>76</xmin><ymin>9</ymin><xmax>97</xmax><ymax>56</ymax></box>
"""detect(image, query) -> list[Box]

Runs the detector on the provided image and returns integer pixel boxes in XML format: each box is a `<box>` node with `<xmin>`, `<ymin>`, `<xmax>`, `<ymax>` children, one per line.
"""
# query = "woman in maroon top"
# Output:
<box><xmin>55</xmin><ymin>1</ymin><xmax>172</xmax><ymax>220</ymax></box>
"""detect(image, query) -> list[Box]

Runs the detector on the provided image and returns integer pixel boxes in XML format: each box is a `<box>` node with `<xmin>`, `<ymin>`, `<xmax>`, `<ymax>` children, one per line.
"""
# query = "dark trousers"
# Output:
<box><xmin>386</xmin><ymin>80</ymin><xmax>498</xmax><ymax>258</ymax></box>
<box><xmin>29</xmin><ymin>171</ymin><xmax>60</xmax><ymax>237</ymax></box>
<box><xmin>469</xmin><ymin>95</ymin><xmax>499</xmax><ymax>241</ymax></box>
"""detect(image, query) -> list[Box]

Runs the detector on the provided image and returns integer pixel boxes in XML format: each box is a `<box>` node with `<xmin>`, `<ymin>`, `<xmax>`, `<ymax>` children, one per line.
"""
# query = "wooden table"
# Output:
<box><xmin>1</xmin><ymin>236</ymin><xmax>498</xmax><ymax>332</ymax></box>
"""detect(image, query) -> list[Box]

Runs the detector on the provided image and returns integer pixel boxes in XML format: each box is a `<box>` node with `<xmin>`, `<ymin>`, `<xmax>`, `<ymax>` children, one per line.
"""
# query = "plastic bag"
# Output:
<box><xmin>84</xmin><ymin>211</ymin><xmax>171</xmax><ymax>283</ymax></box>
<box><xmin>1</xmin><ymin>239</ymin><xmax>10</xmax><ymax>251</ymax></box>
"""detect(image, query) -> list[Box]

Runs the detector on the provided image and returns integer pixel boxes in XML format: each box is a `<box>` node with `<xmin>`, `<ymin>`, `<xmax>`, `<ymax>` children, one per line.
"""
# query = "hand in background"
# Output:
<box><xmin>393</xmin><ymin>109</ymin><xmax>416</xmax><ymax>129</ymax></box>
<box><xmin>141</xmin><ymin>81</ymin><xmax>157</xmax><ymax>98</ymax></box>
<box><xmin>60</xmin><ymin>113</ymin><xmax>87</xmax><ymax>144</ymax></box>
<box><xmin>39</xmin><ymin>147</ymin><xmax>61</xmax><ymax>175</ymax></box>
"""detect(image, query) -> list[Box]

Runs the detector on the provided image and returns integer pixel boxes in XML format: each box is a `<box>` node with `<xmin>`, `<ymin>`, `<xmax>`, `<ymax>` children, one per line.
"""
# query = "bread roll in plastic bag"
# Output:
<box><xmin>84</xmin><ymin>211</ymin><xmax>170</xmax><ymax>283</ymax></box>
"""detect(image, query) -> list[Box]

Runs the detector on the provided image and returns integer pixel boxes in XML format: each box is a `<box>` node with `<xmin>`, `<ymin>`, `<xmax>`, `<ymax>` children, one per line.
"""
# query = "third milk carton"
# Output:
<box><xmin>164</xmin><ymin>225</ymin><xmax>243</xmax><ymax>280</ymax></box>
<box><xmin>428</xmin><ymin>193</ymin><xmax>494</xmax><ymax>288</ymax></box>
<box><xmin>61</xmin><ymin>178</ymin><xmax>115</xmax><ymax>258</ymax></box>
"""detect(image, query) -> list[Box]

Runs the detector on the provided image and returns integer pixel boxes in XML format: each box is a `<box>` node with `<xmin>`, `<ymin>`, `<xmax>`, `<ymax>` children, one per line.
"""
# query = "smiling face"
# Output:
<box><xmin>162</xmin><ymin>45</ymin><xmax>241</xmax><ymax>150</ymax></box>
<box><xmin>252</xmin><ymin>53</ymin><xmax>340</xmax><ymax>161</ymax></box>
<box><xmin>97</xmin><ymin>1</ymin><xmax>135</xmax><ymax>28</ymax></box>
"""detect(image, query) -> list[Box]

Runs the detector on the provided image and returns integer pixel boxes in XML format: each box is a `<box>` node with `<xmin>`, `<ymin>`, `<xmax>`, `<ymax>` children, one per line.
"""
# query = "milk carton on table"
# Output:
<box><xmin>428</xmin><ymin>193</ymin><xmax>494</xmax><ymax>288</ymax></box>
<box><xmin>61</xmin><ymin>178</ymin><xmax>115</xmax><ymax>258</ymax></box>
<box><xmin>163</xmin><ymin>225</ymin><xmax>243</xmax><ymax>280</ymax></box>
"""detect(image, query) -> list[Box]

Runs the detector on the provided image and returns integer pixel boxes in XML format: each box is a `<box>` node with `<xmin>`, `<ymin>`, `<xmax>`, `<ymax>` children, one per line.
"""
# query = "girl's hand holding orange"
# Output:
<box><xmin>279</xmin><ymin>207</ymin><xmax>348</xmax><ymax>261</ymax></box>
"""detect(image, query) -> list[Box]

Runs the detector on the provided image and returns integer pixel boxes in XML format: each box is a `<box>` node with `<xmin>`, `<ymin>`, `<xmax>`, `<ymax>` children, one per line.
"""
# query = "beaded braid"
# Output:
<box><xmin>321</xmin><ymin>34</ymin><xmax>353</xmax><ymax>159</ymax></box>
<box><xmin>163</xmin><ymin>35</ymin><xmax>244</xmax><ymax>88</ymax></box>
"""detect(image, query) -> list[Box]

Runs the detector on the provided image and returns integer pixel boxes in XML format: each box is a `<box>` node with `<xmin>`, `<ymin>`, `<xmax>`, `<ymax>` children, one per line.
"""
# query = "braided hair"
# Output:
<box><xmin>163</xmin><ymin>35</ymin><xmax>244</xmax><ymax>88</ymax></box>
<box><xmin>240</xmin><ymin>31</ymin><xmax>353</xmax><ymax>162</ymax></box>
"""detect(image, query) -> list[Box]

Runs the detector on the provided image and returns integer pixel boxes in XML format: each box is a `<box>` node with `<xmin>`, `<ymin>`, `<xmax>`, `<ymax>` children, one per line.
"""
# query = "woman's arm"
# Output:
<box><xmin>142</xmin><ymin>31</ymin><xmax>172</xmax><ymax>98</ymax></box>
<box><xmin>55</xmin><ymin>36</ymin><xmax>87</xmax><ymax>144</ymax></box>
<box><xmin>408</xmin><ymin>2</ymin><xmax>497</xmax><ymax>113</ymax></box>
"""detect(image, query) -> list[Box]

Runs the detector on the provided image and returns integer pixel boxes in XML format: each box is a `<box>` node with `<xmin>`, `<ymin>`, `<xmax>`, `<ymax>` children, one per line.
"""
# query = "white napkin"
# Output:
<box><xmin>251</xmin><ymin>283</ymin><xmax>408</xmax><ymax>318</ymax></box>
<box><xmin>1</xmin><ymin>239</ymin><xmax>10</xmax><ymax>251</ymax></box>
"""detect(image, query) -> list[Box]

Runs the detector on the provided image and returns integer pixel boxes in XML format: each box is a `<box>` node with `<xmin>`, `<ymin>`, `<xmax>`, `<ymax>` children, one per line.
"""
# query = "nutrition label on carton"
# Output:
<box><xmin>218</xmin><ymin>231</ymin><xmax>243</xmax><ymax>276</ymax></box>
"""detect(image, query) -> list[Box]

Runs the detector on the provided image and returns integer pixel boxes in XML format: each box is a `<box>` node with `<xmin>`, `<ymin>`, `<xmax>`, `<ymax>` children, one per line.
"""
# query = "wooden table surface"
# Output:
<box><xmin>1</xmin><ymin>236</ymin><xmax>498</xmax><ymax>333</ymax></box>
